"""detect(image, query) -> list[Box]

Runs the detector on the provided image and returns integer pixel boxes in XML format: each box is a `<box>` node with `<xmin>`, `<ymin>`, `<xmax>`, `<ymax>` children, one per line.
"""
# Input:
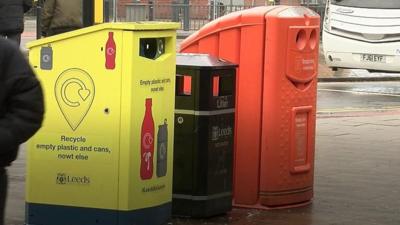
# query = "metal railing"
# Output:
<box><xmin>119</xmin><ymin>2</ymin><xmax>325</xmax><ymax>31</ymax></box>
<box><xmin>119</xmin><ymin>2</ymin><xmax>254</xmax><ymax>30</ymax></box>
<box><xmin>26</xmin><ymin>2</ymin><xmax>326</xmax><ymax>32</ymax></box>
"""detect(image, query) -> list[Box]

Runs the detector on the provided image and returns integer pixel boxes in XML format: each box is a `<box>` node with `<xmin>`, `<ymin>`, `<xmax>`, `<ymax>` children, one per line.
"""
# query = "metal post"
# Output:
<box><xmin>36</xmin><ymin>0</ymin><xmax>43</xmax><ymax>39</ymax></box>
<box><xmin>209</xmin><ymin>0</ymin><xmax>213</xmax><ymax>20</ymax></box>
<box><xmin>113</xmin><ymin>0</ymin><xmax>117</xmax><ymax>22</ymax></box>
<box><xmin>104</xmin><ymin>0</ymin><xmax>110</xmax><ymax>22</ymax></box>
<box><xmin>214</xmin><ymin>1</ymin><xmax>217</xmax><ymax>19</ymax></box>
<box><xmin>172</xmin><ymin>1</ymin><xmax>179</xmax><ymax>22</ymax></box>
<box><xmin>149</xmin><ymin>0</ymin><xmax>154</xmax><ymax>21</ymax></box>
<box><xmin>183</xmin><ymin>0</ymin><xmax>190</xmax><ymax>31</ymax></box>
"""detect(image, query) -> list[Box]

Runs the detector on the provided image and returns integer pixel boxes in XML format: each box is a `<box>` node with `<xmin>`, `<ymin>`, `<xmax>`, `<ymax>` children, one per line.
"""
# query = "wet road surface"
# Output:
<box><xmin>318</xmin><ymin>82</ymin><xmax>400</xmax><ymax>113</ymax></box>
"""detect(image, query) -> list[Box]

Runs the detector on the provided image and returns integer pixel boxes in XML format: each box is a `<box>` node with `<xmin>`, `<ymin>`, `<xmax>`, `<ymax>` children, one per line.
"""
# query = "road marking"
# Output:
<box><xmin>318</xmin><ymin>88</ymin><xmax>400</xmax><ymax>97</ymax></box>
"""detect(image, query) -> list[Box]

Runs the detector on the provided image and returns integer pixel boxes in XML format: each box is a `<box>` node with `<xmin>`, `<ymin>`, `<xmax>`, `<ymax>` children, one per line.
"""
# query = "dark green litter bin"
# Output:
<box><xmin>173</xmin><ymin>53</ymin><xmax>237</xmax><ymax>217</ymax></box>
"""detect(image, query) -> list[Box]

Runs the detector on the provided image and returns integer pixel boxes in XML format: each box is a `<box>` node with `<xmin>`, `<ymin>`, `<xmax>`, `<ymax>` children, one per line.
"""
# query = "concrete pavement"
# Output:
<box><xmin>6</xmin><ymin>110</ymin><xmax>400</xmax><ymax>225</ymax></box>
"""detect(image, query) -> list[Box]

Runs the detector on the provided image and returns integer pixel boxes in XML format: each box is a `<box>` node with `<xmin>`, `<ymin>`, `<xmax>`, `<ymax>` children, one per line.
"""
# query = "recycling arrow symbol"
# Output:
<box><xmin>55</xmin><ymin>68</ymin><xmax>95</xmax><ymax>131</ymax></box>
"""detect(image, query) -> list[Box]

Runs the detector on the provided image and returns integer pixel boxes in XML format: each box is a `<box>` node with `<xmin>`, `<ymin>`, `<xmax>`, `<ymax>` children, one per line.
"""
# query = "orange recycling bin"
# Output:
<box><xmin>180</xmin><ymin>6</ymin><xmax>320</xmax><ymax>208</ymax></box>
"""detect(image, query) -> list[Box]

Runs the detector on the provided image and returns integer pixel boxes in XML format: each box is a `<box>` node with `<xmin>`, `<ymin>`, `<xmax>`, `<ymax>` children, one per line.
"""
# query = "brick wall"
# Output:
<box><xmin>118</xmin><ymin>0</ymin><xmax>210</xmax><ymax>20</ymax></box>
<box><xmin>117</xmin><ymin>0</ymin><xmax>301</xmax><ymax>21</ymax></box>
<box><xmin>279</xmin><ymin>0</ymin><xmax>301</xmax><ymax>5</ymax></box>
<box><xmin>243</xmin><ymin>0</ymin><xmax>265</xmax><ymax>6</ymax></box>
<box><xmin>117</xmin><ymin>0</ymin><xmax>132</xmax><ymax>18</ymax></box>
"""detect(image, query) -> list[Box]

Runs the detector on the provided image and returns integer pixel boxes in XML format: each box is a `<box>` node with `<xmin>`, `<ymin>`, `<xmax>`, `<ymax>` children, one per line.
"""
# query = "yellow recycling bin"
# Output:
<box><xmin>26</xmin><ymin>22</ymin><xmax>179</xmax><ymax>225</ymax></box>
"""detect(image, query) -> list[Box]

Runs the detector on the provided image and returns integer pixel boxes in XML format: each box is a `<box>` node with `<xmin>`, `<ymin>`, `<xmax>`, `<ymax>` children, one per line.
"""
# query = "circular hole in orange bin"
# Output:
<box><xmin>309</xmin><ymin>29</ymin><xmax>317</xmax><ymax>50</ymax></box>
<box><xmin>296</xmin><ymin>29</ymin><xmax>307</xmax><ymax>50</ymax></box>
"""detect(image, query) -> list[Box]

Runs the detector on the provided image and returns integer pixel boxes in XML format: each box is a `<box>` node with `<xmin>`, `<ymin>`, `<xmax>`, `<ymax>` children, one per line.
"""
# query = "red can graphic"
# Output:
<box><xmin>105</xmin><ymin>32</ymin><xmax>116</xmax><ymax>70</ymax></box>
<box><xmin>141</xmin><ymin>98</ymin><xmax>155</xmax><ymax>180</ymax></box>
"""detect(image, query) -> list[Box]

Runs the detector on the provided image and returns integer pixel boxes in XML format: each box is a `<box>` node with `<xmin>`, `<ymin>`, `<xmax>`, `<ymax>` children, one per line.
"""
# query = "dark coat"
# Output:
<box><xmin>0</xmin><ymin>0</ymin><xmax>32</xmax><ymax>34</ymax></box>
<box><xmin>0</xmin><ymin>39</ymin><xmax>44</xmax><ymax>167</ymax></box>
<box><xmin>41</xmin><ymin>0</ymin><xmax>83</xmax><ymax>36</ymax></box>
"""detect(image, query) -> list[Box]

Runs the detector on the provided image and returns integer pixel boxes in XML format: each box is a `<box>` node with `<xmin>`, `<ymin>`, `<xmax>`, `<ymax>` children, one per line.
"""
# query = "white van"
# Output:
<box><xmin>322</xmin><ymin>0</ymin><xmax>400</xmax><ymax>72</ymax></box>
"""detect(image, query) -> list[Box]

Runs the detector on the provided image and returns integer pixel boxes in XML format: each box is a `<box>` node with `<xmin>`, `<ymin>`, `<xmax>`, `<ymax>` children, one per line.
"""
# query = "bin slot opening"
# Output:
<box><xmin>176</xmin><ymin>75</ymin><xmax>192</xmax><ymax>96</ymax></box>
<box><xmin>139</xmin><ymin>38</ymin><xmax>165</xmax><ymax>60</ymax></box>
<box><xmin>213</xmin><ymin>75</ymin><xmax>234</xmax><ymax>97</ymax></box>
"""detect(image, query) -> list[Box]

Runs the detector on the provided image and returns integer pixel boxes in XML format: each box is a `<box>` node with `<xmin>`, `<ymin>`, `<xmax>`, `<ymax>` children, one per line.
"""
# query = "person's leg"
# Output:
<box><xmin>6</xmin><ymin>33</ymin><xmax>22</xmax><ymax>46</ymax></box>
<box><xmin>0</xmin><ymin>168</ymin><xmax>8</xmax><ymax>225</ymax></box>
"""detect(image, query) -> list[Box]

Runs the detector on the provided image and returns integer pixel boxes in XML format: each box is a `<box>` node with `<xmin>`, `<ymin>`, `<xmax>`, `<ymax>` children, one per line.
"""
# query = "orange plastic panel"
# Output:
<box><xmin>213</xmin><ymin>76</ymin><xmax>220</xmax><ymax>97</ymax></box>
<box><xmin>259</xmin><ymin>8</ymin><xmax>320</xmax><ymax>207</ymax></box>
<box><xmin>180</xmin><ymin>6</ymin><xmax>320</xmax><ymax>208</ymax></box>
<box><xmin>181</xmin><ymin>6</ymin><xmax>282</xmax><ymax>206</ymax></box>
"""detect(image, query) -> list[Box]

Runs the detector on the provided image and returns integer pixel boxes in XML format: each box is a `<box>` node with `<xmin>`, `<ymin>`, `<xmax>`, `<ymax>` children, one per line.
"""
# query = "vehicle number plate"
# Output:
<box><xmin>361</xmin><ymin>54</ymin><xmax>386</xmax><ymax>63</ymax></box>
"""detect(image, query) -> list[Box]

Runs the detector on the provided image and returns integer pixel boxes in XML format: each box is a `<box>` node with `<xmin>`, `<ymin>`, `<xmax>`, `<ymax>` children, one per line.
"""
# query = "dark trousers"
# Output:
<box><xmin>0</xmin><ymin>168</ymin><xmax>7</xmax><ymax>225</ymax></box>
<box><xmin>0</xmin><ymin>33</ymin><xmax>22</xmax><ymax>46</ymax></box>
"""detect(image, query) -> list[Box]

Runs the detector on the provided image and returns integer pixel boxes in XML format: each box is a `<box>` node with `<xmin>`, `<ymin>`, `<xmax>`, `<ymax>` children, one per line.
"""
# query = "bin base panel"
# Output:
<box><xmin>172</xmin><ymin>194</ymin><xmax>232</xmax><ymax>218</ymax></box>
<box><xmin>233</xmin><ymin>188</ymin><xmax>313</xmax><ymax>210</ymax></box>
<box><xmin>26</xmin><ymin>202</ymin><xmax>171</xmax><ymax>225</ymax></box>
<box><xmin>233</xmin><ymin>199</ymin><xmax>312</xmax><ymax>210</ymax></box>
<box><xmin>259</xmin><ymin>187</ymin><xmax>313</xmax><ymax>207</ymax></box>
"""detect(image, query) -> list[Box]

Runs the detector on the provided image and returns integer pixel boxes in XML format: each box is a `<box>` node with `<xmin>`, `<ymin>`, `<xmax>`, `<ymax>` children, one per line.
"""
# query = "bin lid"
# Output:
<box><xmin>176</xmin><ymin>53</ymin><xmax>237</xmax><ymax>70</ymax></box>
<box><xmin>27</xmin><ymin>22</ymin><xmax>180</xmax><ymax>49</ymax></box>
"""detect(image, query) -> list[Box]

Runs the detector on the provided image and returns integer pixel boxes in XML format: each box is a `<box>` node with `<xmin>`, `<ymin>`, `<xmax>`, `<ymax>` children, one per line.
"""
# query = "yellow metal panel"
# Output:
<box><xmin>117</xmin><ymin>31</ymin><xmax>134</xmax><ymax>210</ymax></box>
<box><xmin>27</xmin><ymin>30</ymin><xmax>124</xmax><ymax>210</ymax></box>
<box><xmin>27</xmin><ymin>23</ymin><xmax>177</xmax><ymax>213</ymax></box>
<box><xmin>118</xmin><ymin>30</ymin><xmax>177</xmax><ymax>210</ymax></box>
